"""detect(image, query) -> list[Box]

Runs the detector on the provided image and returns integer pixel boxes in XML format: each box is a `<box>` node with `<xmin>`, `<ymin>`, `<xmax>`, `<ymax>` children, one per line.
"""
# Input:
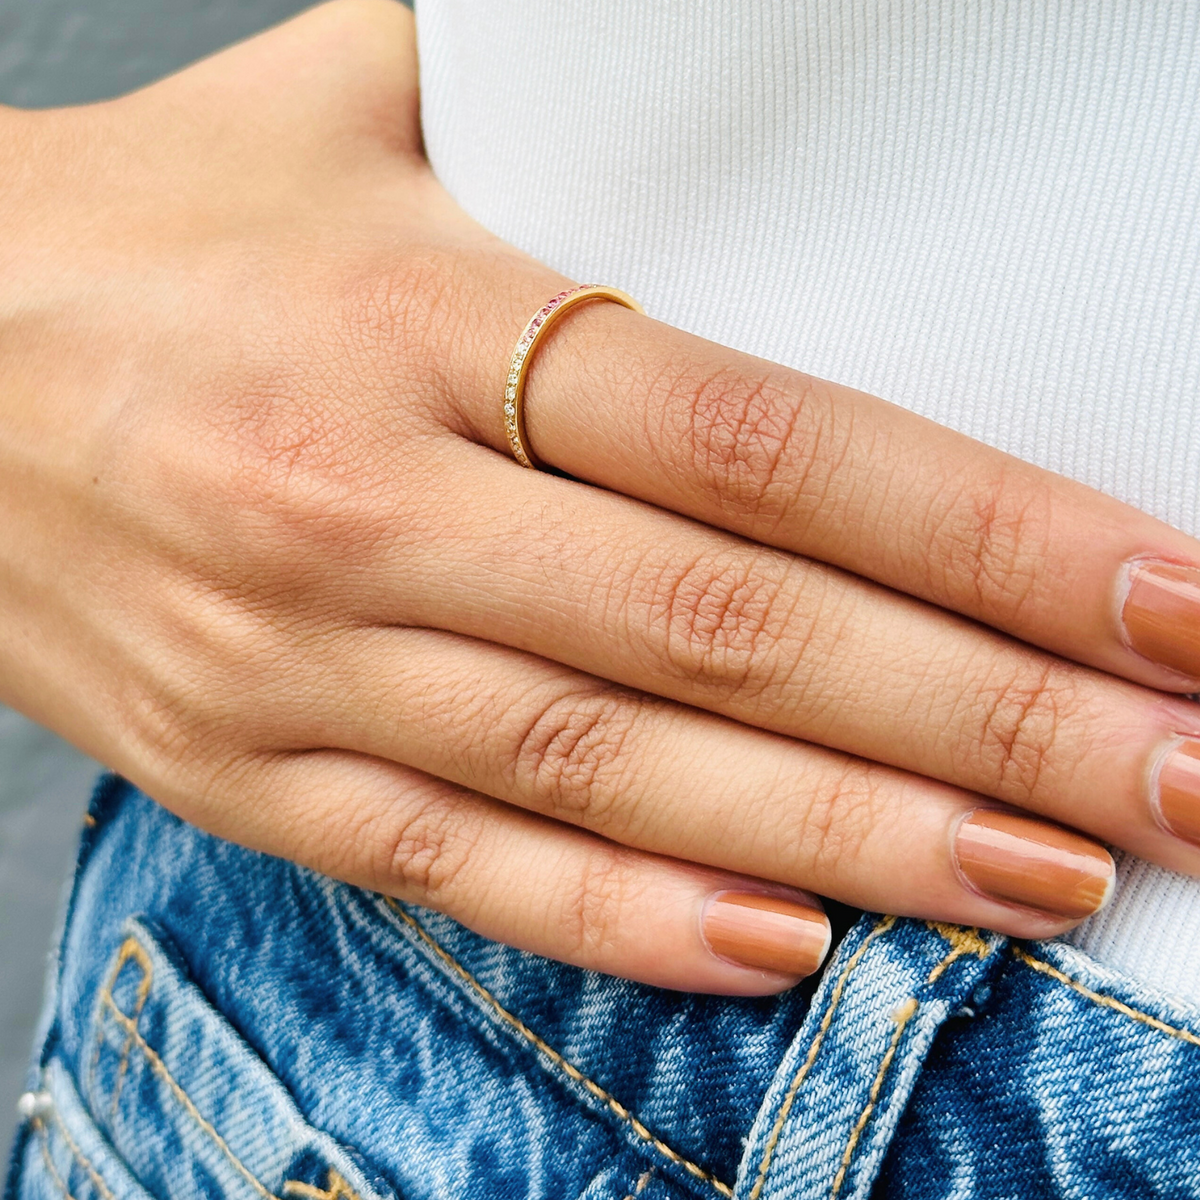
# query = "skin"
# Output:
<box><xmin>4</xmin><ymin>0</ymin><xmax>1200</xmax><ymax>994</ymax></box>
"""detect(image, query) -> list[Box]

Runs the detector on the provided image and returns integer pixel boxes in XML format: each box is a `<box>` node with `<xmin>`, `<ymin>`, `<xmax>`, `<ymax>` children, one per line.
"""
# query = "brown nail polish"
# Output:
<box><xmin>1122</xmin><ymin>561</ymin><xmax>1200</xmax><ymax>680</ymax></box>
<box><xmin>702</xmin><ymin>892</ymin><xmax>831</xmax><ymax>977</ymax></box>
<box><xmin>1155</xmin><ymin>739</ymin><xmax>1200</xmax><ymax>846</ymax></box>
<box><xmin>954</xmin><ymin>810</ymin><xmax>1114</xmax><ymax>920</ymax></box>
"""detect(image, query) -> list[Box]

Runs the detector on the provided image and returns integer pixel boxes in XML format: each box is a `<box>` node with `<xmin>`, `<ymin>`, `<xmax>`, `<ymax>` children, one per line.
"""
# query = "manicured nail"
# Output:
<box><xmin>1122</xmin><ymin>561</ymin><xmax>1200</xmax><ymax>680</ymax></box>
<box><xmin>1154</xmin><ymin>738</ymin><xmax>1200</xmax><ymax>847</ymax></box>
<box><xmin>701</xmin><ymin>892</ymin><xmax>831</xmax><ymax>977</ymax></box>
<box><xmin>954</xmin><ymin>810</ymin><xmax>1114</xmax><ymax>920</ymax></box>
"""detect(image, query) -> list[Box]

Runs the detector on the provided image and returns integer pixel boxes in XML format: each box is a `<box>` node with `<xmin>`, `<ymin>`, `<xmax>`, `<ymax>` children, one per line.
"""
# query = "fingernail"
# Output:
<box><xmin>954</xmin><ymin>810</ymin><xmax>1114</xmax><ymax>920</ymax></box>
<box><xmin>1122</xmin><ymin>561</ymin><xmax>1200</xmax><ymax>680</ymax></box>
<box><xmin>1154</xmin><ymin>738</ymin><xmax>1200</xmax><ymax>847</ymax></box>
<box><xmin>701</xmin><ymin>892</ymin><xmax>830</xmax><ymax>977</ymax></box>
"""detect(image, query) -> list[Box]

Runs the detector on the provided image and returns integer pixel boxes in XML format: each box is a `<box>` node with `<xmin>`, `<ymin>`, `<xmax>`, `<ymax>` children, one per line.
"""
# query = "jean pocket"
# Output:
<box><xmin>76</xmin><ymin>916</ymin><xmax>397</xmax><ymax>1200</ymax></box>
<box><xmin>14</xmin><ymin>1057</ymin><xmax>157</xmax><ymax>1200</ymax></box>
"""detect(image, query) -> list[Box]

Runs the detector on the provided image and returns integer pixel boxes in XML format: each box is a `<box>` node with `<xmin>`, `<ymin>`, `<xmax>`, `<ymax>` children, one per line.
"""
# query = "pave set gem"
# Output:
<box><xmin>501</xmin><ymin>284</ymin><xmax>644</xmax><ymax>470</ymax></box>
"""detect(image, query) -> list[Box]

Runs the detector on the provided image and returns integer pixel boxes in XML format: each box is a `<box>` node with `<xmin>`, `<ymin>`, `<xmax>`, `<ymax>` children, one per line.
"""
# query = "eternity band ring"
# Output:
<box><xmin>502</xmin><ymin>284</ymin><xmax>644</xmax><ymax>470</ymax></box>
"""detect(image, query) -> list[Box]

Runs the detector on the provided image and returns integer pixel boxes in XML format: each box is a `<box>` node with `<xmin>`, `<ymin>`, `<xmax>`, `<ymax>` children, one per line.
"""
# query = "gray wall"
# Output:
<box><xmin>0</xmin><ymin>0</ymin><xmax>321</xmax><ymax>108</ymax></box>
<box><xmin>0</xmin><ymin>0</ymin><xmax>337</xmax><ymax>1165</ymax></box>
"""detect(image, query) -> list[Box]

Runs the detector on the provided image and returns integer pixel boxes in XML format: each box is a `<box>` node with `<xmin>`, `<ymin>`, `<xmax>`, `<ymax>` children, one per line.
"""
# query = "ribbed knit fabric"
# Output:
<box><xmin>416</xmin><ymin>0</ymin><xmax>1200</xmax><ymax>1002</ymax></box>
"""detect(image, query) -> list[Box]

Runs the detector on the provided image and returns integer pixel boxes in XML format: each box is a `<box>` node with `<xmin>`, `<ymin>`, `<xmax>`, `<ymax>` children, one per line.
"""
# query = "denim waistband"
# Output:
<box><xmin>9</xmin><ymin>777</ymin><xmax>1200</xmax><ymax>1200</ymax></box>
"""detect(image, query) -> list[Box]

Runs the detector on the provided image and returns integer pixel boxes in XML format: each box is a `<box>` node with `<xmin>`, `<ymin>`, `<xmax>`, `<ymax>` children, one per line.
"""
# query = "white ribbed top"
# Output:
<box><xmin>416</xmin><ymin>0</ymin><xmax>1200</xmax><ymax>1002</ymax></box>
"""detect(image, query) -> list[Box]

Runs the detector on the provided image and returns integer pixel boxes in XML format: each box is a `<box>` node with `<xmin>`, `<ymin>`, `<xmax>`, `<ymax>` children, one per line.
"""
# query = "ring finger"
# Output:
<box><xmin>377</xmin><ymin>441</ymin><xmax>1200</xmax><ymax>878</ymax></box>
<box><xmin>296</xmin><ymin>623</ymin><xmax>1115</xmax><ymax>936</ymax></box>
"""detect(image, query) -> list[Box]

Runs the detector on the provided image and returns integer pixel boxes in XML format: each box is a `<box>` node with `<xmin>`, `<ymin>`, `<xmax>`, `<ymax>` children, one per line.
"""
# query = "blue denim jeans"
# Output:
<box><xmin>7</xmin><ymin>776</ymin><xmax>1200</xmax><ymax>1200</ymax></box>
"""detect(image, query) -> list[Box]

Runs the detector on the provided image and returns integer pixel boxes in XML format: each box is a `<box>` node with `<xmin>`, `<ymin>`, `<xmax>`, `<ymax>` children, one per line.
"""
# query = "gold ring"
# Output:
<box><xmin>503</xmin><ymin>284</ymin><xmax>644</xmax><ymax>469</ymax></box>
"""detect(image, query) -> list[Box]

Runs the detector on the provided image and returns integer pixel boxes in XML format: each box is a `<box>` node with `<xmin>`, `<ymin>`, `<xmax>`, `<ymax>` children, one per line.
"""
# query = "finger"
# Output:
<box><xmin>376</xmin><ymin>442</ymin><xmax>1200</xmax><ymax>878</ymax></box>
<box><xmin>280</xmin><ymin>624</ymin><xmax>1113</xmax><ymax>936</ymax></box>
<box><xmin>176</xmin><ymin>748</ymin><xmax>831</xmax><ymax>995</ymax></box>
<box><xmin>430</xmin><ymin>269</ymin><xmax>1200</xmax><ymax>693</ymax></box>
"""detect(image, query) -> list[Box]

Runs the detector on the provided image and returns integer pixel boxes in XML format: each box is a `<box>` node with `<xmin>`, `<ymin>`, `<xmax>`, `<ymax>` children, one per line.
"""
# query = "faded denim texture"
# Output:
<box><xmin>7</xmin><ymin>778</ymin><xmax>1200</xmax><ymax>1200</ymax></box>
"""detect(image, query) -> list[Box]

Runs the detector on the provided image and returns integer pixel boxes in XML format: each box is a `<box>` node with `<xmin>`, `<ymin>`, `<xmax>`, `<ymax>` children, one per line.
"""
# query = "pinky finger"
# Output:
<box><xmin>223</xmin><ymin>749</ymin><xmax>831</xmax><ymax>996</ymax></box>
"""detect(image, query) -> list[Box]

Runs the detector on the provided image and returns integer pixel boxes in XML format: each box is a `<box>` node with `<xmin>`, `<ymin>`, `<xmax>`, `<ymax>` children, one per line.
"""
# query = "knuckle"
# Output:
<box><xmin>970</xmin><ymin>663</ymin><xmax>1074</xmax><ymax>800</ymax></box>
<box><xmin>647</xmin><ymin>553</ymin><xmax>794</xmax><ymax>697</ymax></box>
<box><xmin>381</xmin><ymin>798</ymin><xmax>478</xmax><ymax>901</ymax></box>
<box><xmin>113</xmin><ymin>600</ymin><xmax>284</xmax><ymax>781</ymax></box>
<box><xmin>928</xmin><ymin>468</ymin><xmax>1053</xmax><ymax>622</ymax></box>
<box><xmin>790</xmin><ymin>762</ymin><xmax>886</xmax><ymax>885</ymax></box>
<box><xmin>341</xmin><ymin>251</ymin><xmax>455</xmax><ymax>393</ymax></box>
<box><xmin>220</xmin><ymin>411</ymin><xmax>381</xmax><ymax>577</ymax></box>
<box><xmin>230</xmin><ymin>398</ymin><xmax>352</xmax><ymax>507</ymax></box>
<box><xmin>336</xmin><ymin>249</ymin><xmax>479</xmax><ymax>441</ymax></box>
<box><xmin>510</xmin><ymin>687</ymin><xmax>647</xmax><ymax>831</ymax></box>
<box><xmin>558</xmin><ymin>844</ymin><xmax>640</xmax><ymax>961</ymax></box>
<box><xmin>665</xmin><ymin>361</ymin><xmax>842</xmax><ymax>527</ymax></box>
<box><xmin>206</xmin><ymin>350</ymin><xmax>412</xmax><ymax>582</ymax></box>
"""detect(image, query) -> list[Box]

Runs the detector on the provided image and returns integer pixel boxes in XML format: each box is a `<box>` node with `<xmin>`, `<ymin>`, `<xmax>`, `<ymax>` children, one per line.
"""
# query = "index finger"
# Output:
<box><xmin>438</xmin><ymin>268</ymin><xmax>1200</xmax><ymax>693</ymax></box>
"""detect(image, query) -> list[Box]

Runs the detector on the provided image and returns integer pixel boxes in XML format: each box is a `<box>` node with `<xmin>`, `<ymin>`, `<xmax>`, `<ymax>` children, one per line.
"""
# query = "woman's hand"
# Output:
<box><xmin>5</xmin><ymin>0</ymin><xmax>1200</xmax><ymax>994</ymax></box>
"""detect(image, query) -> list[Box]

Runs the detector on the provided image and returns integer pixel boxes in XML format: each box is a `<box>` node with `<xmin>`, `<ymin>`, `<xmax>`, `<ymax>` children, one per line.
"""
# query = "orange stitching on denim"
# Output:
<box><xmin>924</xmin><ymin>924</ymin><xmax>991</xmax><ymax>983</ymax></box>
<box><xmin>86</xmin><ymin>943</ymin><xmax>142</xmax><ymax>1111</ymax></box>
<box><xmin>828</xmin><ymin>925</ymin><xmax>995</xmax><ymax>1194</ymax></box>
<box><xmin>45</xmin><ymin>1103</ymin><xmax>117</xmax><ymax>1200</ymax></box>
<box><xmin>1013</xmin><ymin>946</ymin><xmax>1200</xmax><ymax>1048</ymax></box>
<box><xmin>621</xmin><ymin>1168</ymin><xmax>655</xmax><ymax>1199</ymax></box>
<box><xmin>749</xmin><ymin>921</ymin><xmax>992</xmax><ymax>1199</ymax></box>
<box><xmin>34</xmin><ymin>1120</ymin><xmax>79</xmax><ymax>1200</ymax></box>
<box><xmin>99</xmin><ymin>992</ymin><xmax>282</xmax><ymax>1200</ymax></box>
<box><xmin>746</xmin><ymin>915</ymin><xmax>897</xmax><ymax>1200</ymax></box>
<box><xmin>830</xmin><ymin>997</ymin><xmax>919</xmax><ymax>1197</ymax></box>
<box><xmin>87</xmin><ymin>938</ymin><xmax>153</xmax><ymax>1115</ymax></box>
<box><xmin>102</xmin><ymin>938</ymin><xmax>154</xmax><ymax>1117</ymax></box>
<box><xmin>283</xmin><ymin>1171</ymin><xmax>362</xmax><ymax>1200</ymax></box>
<box><xmin>382</xmin><ymin>899</ymin><xmax>733</xmax><ymax>1197</ymax></box>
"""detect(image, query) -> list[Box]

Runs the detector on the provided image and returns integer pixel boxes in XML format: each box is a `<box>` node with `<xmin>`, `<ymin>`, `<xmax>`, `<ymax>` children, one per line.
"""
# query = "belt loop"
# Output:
<box><xmin>736</xmin><ymin>917</ymin><xmax>1004</xmax><ymax>1200</ymax></box>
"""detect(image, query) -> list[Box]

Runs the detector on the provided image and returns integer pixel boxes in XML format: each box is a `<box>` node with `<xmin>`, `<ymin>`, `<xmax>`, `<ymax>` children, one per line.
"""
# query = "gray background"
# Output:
<box><xmin>0</xmin><ymin>0</ymin><xmax>341</xmax><ymax>1164</ymax></box>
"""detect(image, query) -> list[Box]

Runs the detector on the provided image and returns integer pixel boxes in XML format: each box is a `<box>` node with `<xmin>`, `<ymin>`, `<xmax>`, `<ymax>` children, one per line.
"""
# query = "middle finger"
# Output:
<box><xmin>392</xmin><ymin>440</ymin><xmax>1200</xmax><ymax>877</ymax></box>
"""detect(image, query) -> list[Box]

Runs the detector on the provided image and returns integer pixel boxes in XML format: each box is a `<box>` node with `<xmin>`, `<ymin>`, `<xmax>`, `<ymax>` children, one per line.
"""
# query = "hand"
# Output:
<box><xmin>4</xmin><ymin>0</ymin><xmax>1200</xmax><ymax>995</ymax></box>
